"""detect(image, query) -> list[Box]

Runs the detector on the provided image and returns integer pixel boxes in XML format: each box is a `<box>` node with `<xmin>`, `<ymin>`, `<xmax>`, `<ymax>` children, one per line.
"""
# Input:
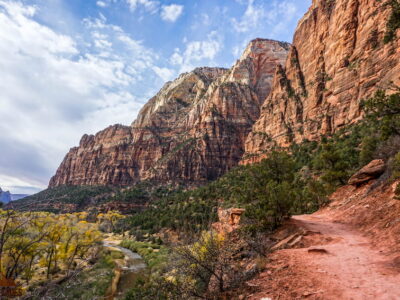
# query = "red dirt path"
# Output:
<box><xmin>247</xmin><ymin>212</ymin><xmax>400</xmax><ymax>300</ymax></box>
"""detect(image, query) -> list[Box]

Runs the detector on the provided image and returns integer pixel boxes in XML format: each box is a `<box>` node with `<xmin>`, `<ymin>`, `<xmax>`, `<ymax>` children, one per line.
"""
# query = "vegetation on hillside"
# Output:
<box><xmin>11</xmin><ymin>185</ymin><xmax>114</xmax><ymax>213</ymax></box>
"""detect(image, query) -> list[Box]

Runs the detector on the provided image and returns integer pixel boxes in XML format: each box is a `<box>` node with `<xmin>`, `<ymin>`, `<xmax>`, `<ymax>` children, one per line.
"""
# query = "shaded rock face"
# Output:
<box><xmin>243</xmin><ymin>0</ymin><xmax>400</xmax><ymax>163</ymax></box>
<box><xmin>348</xmin><ymin>159</ymin><xmax>386</xmax><ymax>186</ymax></box>
<box><xmin>50</xmin><ymin>39</ymin><xmax>289</xmax><ymax>187</ymax></box>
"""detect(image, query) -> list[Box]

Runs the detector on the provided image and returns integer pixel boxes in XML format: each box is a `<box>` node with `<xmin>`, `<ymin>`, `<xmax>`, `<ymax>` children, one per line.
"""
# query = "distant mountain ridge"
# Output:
<box><xmin>11</xmin><ymin>194</ymin><xmax>29</xmax><ymax>201</ymax></box>
<box><xmin>0</xmin><ymin>187</ymin><xmax>11</xmax><ymax>203</ymax></box>
<box><xmin>0</xmin><ymin>187</ymin><xmax>29</xmax><ymax>203</ymax></box>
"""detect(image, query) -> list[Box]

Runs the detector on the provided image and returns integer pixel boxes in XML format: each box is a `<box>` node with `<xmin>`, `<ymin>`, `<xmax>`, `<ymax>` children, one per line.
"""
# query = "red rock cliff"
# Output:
<box><xmin>49</xmin><ymin>39</ymin><xmax>289</xmax><ymax>187</ymax></box>
<box><xmin>243</xmin><ymin>0</ymin><xmax>400</xmax><ymax>163</ymax></box>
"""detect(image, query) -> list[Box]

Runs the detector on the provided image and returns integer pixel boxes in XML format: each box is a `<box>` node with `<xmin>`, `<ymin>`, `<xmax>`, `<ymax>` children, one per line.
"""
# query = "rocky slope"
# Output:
<box><xmin>243</xmin><ymin>0</ymin><xmax>400</xmax><ymax>163</ymax></box>
<box><xmin>50</xmin><ymin>39</ymin><xmax>289</xmax><ymax>187</ymax></box>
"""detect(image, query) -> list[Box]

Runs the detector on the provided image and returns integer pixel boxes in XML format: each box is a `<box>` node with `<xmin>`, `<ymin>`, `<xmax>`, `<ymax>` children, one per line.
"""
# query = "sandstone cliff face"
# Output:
<box><xmin>50</xmin><ymin>39</ymin><xmax>289</xmax><ymax>187</ymax></box>
<box><xmin>243</xmin><ymin>0</ymin><xmax>400</xmax><ymax>163</ymax></box>
<box><xmin>50</xmin><ymin>125</ymin><xmax>135</xmax><ymax>186</ymax></box>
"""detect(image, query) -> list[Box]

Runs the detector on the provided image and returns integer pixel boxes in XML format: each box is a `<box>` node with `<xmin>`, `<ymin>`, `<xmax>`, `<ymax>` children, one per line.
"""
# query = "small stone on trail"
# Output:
<box><xmin>308</xmin><ymin>248</ymin><xmax>328</xmax><ymax>254</ymax></box>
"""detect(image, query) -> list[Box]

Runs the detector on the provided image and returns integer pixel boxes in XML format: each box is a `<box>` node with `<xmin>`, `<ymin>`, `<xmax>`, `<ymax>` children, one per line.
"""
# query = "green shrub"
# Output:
<box><xmin>395</xmin><ymin>182</ymin><xmax>400</xmax><ymax>198</ymax></box>
<box><xmin>363</xmin><ymin>89</ymin><xmax>400</xmax><ymax>138</ymax></box>
<box><xmin>391</xmin><ymin>152</ymin><xmax>400</xmax><ymax>179</ymax></box>
<box><xmin>384</xmin><ymin>0</ymin><xmax>400</xmax><ymax>43</ymax></box>
<box><xmin>109</xmin><ymin>250</ymin><xmax>125</xmax><ymax>260</ymax></box>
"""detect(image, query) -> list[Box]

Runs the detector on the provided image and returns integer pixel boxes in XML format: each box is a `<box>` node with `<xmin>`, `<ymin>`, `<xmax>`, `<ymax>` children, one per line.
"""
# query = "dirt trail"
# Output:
<box><xmin>293</xmin><ymin>214</ymin><xmax>400</xmax><ymax>299</ymax></box>
<box><xmin>248</xmin><ymin>213</ymin><xmax>400</xmax><ymax>300</ymax></box>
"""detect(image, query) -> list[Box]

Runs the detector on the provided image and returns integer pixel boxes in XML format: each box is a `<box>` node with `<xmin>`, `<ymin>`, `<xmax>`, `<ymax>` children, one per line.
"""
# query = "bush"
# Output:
<box><xmin>390</xmin><ymin>152</ymin><xmax>400</xmax><ymax>180</ymax></box>
<box><xmin>125</xmin><ymin>275</ymin><xmax>169</xmax><ymax>300</ymax></box>
<box><xmin>384</xmin><ymin>0</ymin><xmax>400</xmax><ymax>43</ymax></box>
<box><xmin>363</xmin><ymin>88</ymin><xmax>400</xmax><ymax>138</ymax></box>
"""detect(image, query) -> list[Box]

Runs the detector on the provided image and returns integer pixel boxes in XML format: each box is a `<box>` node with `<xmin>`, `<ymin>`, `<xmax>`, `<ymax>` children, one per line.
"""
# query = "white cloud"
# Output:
<box><xmin>0</xmin><ymin>174</ymin><xmax>44</xmax><ymax>195</ymax></box>
<box><xmin>170</xmin><ymin>51</ymin><xmax>183</xmax><ymax>65</ymax></box>
<box><xmin>160</xmin><ymin>4</ymin><xmax>183</xmax><ymax>22</ymax></box>
<box><xmin>152</xmin><ymin>66</ymin><xmax>175</xmax><ymax>82</ymax></box>
<box><xmin>96</xmin><ymin>1</ymin><xmax>108</xmax><ymax>8</ymax></box>
<box><xmin>0</xmin><ymin>0</ymin><xmax>164</xmax><ymax>193</ymax></box>
<box><xmin>171</xmin><ymin>31</ymin><xmax>222</xmax><ymax>73</ymax></box>
<box><xmin>201</xmin><ymin>13</ymin><xmax>210</xmax><ymax>25</ymax></box>
<box><xmin>232</xmin><ymin>0</ymin><xmax>300</xmax><ymax>36</ymax></box>
<box><xmin>125</xmin><ymin>1</ymin><xmax>184</xmax><ymax>22</ymax></box>
<box><xmin>232</xmin><ymin>0</ymin><xmax>265</xmax><ymax>33</ymax></box>
<box><xmin>126</xmin><ymin>0</ymin><xmax>159</xmax><ymax>14</ymax></box>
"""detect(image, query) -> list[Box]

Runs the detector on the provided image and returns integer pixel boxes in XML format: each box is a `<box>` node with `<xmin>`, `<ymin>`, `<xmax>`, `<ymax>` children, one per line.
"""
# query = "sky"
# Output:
<box><xmin>0</xmin><ymin>0</ymin><xmax>311</xmax><ymax>194</ymax></box>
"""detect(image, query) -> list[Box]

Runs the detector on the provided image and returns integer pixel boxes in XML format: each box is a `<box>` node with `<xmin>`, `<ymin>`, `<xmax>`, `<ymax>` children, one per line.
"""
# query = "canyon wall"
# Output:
<box><xmin>243</xmin><ymin>0</ymin><xmax>400</xmax><ymax>163</ymax></box>
<box><xmin>49</xmin><ymin>39</ymin><xmax>289</xmax><ymax>187</ymax></box>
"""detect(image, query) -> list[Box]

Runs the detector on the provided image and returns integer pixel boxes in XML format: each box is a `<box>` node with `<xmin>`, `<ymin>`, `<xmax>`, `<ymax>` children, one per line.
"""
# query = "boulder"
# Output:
<box><xmin>348</xmin><ymin>159</ymin><xmax>385</xmax><ymax>186</ymax></box>
<box><xmin>212</xmin><ymin>208</ymin><xmax>245</xmax><ymax>234</ymax></box>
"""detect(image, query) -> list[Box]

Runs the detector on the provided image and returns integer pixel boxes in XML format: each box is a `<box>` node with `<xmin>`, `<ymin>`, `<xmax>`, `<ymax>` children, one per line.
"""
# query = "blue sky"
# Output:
<box><xmin>0</xmin><ymin>0</ymin><xmax>311</xmax><ymax>194</ymax></box>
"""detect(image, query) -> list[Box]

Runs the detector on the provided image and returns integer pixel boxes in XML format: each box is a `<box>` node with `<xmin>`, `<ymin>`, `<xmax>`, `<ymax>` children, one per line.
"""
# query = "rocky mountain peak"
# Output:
<box><xmin>225</xmin><ymin>38</ymin><xmax>290</xmax><ymax>103</ymax></box>
<box><xmin>132</xmin><ymin>67</ymin><xmax>227</xmax><ymax>129</ymax></box>
<box><xmin>49</xmin><ymin>39</ymin><xmax>289</xmax><ymax>187</ymax></box>
<box><xmin>240</xmin><ymin>38</ymin><xmax>290</xmax><ymax>61</ymax></box>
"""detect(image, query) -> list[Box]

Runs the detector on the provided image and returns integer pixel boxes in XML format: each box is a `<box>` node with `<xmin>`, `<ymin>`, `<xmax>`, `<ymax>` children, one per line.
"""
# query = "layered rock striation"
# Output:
<box><xmin>50</xmin><ymin>39</ymin><xmax>289</xmax><ymax>187</ymax></box>
<box><xmin>243</xmin><ymin>0</ymin><xmax>400</xmax><ymax>163</ymax></box>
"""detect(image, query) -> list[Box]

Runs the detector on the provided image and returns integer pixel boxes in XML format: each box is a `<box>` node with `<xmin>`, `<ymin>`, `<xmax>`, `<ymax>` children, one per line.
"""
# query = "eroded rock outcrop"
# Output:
<box><xmin>348</xmin><ymin>159</ymin><xmax>386</xmax><ymax>186</ymax></box>
<box><xmin>50</xmin><ymin>39</ymin><xmax>289</xmax><ymax>187</ymax></box>
<box><xmin>212</xmin><ymin>208</ymin><xmax>245</xmax><ymax>234</ymax></box>
<box><xmin>243</xmin><ymin>0</ymin><xmax>400</xmax><ymax>163</ymax></box>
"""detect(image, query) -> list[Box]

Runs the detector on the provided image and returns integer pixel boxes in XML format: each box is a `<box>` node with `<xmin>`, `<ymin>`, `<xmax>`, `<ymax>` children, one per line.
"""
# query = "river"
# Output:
<box><xmin>103</xmin><ymin>241</ymin><xmax>147</xmax><ymax>299</ymax></box>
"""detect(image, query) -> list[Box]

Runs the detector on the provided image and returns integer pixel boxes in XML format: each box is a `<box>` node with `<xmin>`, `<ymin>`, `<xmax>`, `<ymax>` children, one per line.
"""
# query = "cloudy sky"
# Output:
<box><xmin>0</xmin><ymin>0</ymin><xmax>310</xmax><ymax>194</ymax></box>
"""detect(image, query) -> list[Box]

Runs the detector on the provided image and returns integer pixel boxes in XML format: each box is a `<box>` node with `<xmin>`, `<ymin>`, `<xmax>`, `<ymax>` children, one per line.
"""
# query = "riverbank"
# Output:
<box><xmin>103</xmin><ymin>235</ymin><xmax>147</xmax><ymax>300</ymax></box>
